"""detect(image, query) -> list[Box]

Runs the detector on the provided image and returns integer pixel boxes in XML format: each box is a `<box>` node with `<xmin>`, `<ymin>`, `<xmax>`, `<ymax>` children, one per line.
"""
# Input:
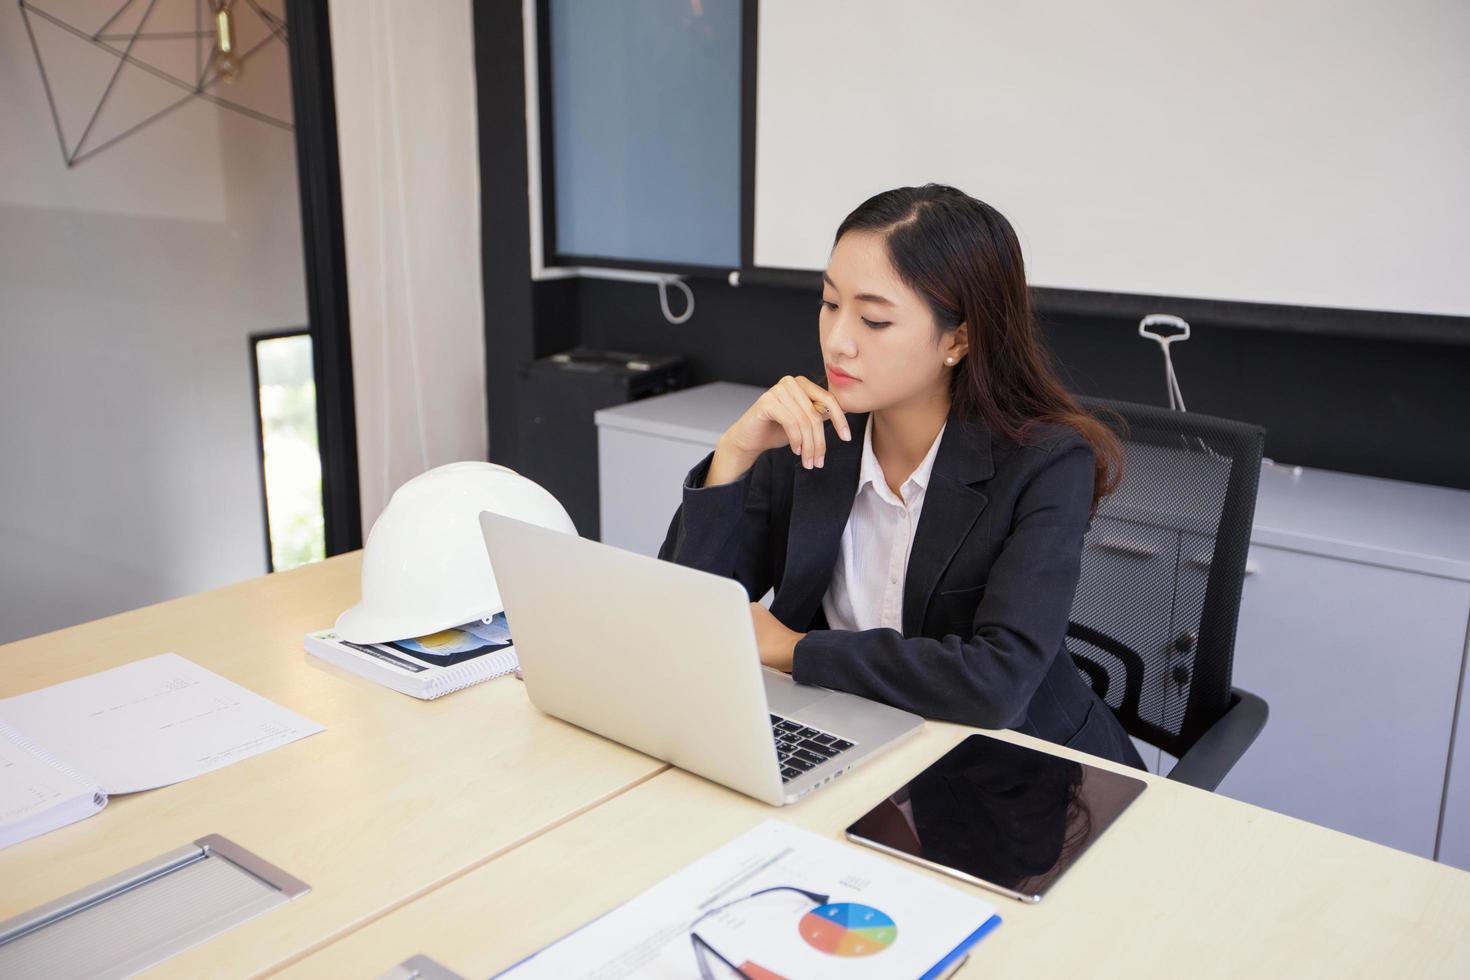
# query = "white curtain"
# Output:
<box><xmin>329</xmin><ymin>0</ymin><xmax>488</xmax><ymax>535</ymax></box>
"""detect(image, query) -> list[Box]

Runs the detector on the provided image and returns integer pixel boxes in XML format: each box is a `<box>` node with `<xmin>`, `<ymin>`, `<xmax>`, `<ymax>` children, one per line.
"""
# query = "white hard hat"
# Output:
<box><xmin>335</xmin><ymin>461</ymin><xmax>576</xmax><ymax>643</ymax></box>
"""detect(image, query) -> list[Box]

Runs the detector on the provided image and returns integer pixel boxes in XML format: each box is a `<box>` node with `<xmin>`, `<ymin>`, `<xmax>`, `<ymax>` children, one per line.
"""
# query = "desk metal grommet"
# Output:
<box><xmin>0</xmin><ymin>834</ymin><xmax>309</xmax><ymax>979</ymax></box>
<box><xmin>377</xmin><ymin>953</ymin><xmax>468</xmax><ymax>980</ymax></box>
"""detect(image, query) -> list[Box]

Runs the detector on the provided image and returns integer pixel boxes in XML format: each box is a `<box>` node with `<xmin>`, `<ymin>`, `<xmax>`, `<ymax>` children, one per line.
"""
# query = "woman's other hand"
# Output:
<box><xmin>750</xmin><ymin>601</ymin><xmax>805</xmax><ymax>673</ymax></box>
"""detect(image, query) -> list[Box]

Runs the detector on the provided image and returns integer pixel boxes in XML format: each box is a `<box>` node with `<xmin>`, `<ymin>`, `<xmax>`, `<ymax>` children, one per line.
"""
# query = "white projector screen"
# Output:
<box><xmin>754</xmin><ymin>0</ymin><xmax>1470</xmax><ymax>317</ymax></box>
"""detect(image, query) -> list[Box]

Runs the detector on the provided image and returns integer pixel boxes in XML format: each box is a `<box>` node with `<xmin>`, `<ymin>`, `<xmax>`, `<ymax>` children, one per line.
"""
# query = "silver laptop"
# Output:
<box><xmin>479</xmin><ymin>511</ymin><xmax>924</xmax><ymax>806</ymax></box>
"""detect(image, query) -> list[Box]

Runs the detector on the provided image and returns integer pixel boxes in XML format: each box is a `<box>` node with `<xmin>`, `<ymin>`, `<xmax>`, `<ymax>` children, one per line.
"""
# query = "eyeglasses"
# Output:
<box><xmin>688</xmin><ymin>885</ymin><xmax>830</xmax><ymax>980</ymax></box>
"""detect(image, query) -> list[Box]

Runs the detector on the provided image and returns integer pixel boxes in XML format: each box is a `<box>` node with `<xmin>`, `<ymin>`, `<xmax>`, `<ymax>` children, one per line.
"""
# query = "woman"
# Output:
<box><xmin>659</xmin><ymin>184</ymin><xmax>1144</xmax><ymax>769</ymax></box>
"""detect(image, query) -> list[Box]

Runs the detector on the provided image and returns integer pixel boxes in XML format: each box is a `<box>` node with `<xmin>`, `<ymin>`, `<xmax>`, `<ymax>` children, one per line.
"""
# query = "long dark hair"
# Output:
<box><xmin>834</xmin><ymin>184</ymin><xmax>1122</xmax><ymax>509</ymax></box>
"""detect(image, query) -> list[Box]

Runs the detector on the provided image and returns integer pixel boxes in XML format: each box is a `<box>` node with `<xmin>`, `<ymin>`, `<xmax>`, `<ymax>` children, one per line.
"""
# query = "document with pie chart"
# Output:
<box><xmin>495</xmin><ymin>820</ymin><xmax>1001</xmax><ymax>979</ymax></box>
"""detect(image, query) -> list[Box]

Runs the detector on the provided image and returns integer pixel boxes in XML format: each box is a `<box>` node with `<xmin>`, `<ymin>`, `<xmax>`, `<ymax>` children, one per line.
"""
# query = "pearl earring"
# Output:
<box><xmin>945</xmin><ymin>357</ymin><xmax>955</xmax><ymax>365</ymax></box>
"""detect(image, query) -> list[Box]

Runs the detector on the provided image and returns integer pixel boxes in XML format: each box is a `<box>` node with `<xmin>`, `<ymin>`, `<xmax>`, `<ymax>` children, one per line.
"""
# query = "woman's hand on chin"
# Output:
<box><xmin>707</xmin><ymin>376</ymin><xmax>851</xmax><ymax>486</ymax></box>
<box><xmin>750</xmin><ymin>602</ymin><xmax>804</xmax><ymax>673</ymax></box>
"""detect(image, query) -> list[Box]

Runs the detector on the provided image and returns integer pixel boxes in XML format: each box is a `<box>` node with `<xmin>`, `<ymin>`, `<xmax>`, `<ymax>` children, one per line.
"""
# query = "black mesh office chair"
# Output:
<box><xmin>1068</xmin><ymin>398</ymin><xmax>1268</xmax><ymax>790</ymax></box>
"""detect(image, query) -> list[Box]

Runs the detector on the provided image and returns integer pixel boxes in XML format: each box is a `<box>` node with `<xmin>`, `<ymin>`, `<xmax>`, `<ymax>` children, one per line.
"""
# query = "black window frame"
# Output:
<box><xmin>286</xmin><ymin>0</ymin><xmax>362</xmax><ymax>554</ymax></box>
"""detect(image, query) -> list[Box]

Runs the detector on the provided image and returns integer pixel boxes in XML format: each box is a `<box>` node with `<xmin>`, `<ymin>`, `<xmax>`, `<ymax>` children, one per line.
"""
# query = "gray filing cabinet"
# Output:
<box><xmin>1218</xmin><ymin>463</ymin><xmax>1470</xmax><ymax>865</ymax></box>
<box><xmin>597</xmin><ymin>384</ymin><xmax>1470</xmax><ymax>868</ymax></box>
<box><xmin>594</xmin><ymin>383</ymin><xmax>765</xmax><ymax>555</ymax></box>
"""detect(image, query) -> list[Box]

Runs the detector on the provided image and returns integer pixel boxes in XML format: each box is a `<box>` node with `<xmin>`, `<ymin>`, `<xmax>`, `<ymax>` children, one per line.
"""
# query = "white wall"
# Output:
<box><xmin>328</xmin><ymin>0</ymin><xmax>487</xmax><ymax>534</ymax></box>
<box><xmin>755</xmin><ymin>0</ymin><xmax>1470</xmax><ymax>317</ymax></box>
<box><xmin>0</xmin><ymin>3</ymin><xmax>305</xmax><ymax>643</ymax></box>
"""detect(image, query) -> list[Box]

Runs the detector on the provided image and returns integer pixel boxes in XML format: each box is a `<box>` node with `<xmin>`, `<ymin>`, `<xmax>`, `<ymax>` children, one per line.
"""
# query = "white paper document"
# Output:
<box><xmin>0</xmin><ymin>653</ymin><xmax>325</xmax><ymax>794</ymax></box>
<box><xmin>497</xmin><ymin>820</ymin><xmax>1001</xmax><ymax>979</ymax></box>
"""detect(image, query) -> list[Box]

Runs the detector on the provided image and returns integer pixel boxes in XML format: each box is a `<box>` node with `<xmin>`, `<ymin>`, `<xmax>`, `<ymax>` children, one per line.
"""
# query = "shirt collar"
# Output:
<box><xmin>857</xmin><ymin>419</ymin><xmax>948</xmax><ymax>504</ymax></box>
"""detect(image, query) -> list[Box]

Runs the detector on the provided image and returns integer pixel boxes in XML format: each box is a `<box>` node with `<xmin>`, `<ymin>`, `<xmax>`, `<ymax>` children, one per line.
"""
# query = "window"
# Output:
<box><xmin>543</xmin><ymin>0</ymin><xmax>743</xmax><ymax>268</ymax></box>
<box><xmin>252</xmin><ymin>331</ymin><xmax>325</xmax><ymax>572</ymax></box>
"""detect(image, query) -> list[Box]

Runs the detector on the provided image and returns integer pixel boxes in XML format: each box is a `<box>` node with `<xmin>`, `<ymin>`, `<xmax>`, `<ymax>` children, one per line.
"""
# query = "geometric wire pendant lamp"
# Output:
<box><xmin>18</xmin><ymin>0</ymin><xmax>292</xmax><ymax>168</ymax></box>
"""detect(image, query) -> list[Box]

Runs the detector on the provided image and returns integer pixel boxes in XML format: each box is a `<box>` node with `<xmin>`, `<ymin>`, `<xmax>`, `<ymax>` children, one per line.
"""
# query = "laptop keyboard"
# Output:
<box><xmin>771</xmin><ymin>714</ymin><xmax>856</xmax><ymax>783</ymax></box>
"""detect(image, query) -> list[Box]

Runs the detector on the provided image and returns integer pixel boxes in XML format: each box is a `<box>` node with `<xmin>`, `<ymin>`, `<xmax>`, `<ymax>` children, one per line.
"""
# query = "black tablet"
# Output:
<box><xmin>845</xmin><ymin>733</ymin><xmax>1147</xmax><ymax>903</ymax></box>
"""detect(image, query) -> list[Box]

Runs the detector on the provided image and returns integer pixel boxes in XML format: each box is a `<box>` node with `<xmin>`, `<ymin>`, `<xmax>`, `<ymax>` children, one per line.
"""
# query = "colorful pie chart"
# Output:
<box><xmin>798</xmin><ymin>902</ymin><xmax>897</xmax><ymax>957</ymax></box>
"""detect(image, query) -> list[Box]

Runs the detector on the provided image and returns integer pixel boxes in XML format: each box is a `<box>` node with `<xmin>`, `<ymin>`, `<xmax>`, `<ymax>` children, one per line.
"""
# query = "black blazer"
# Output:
<box><xmin>659</xmin><ymin>409</ymin><xmax>1144</xmax><ymax>770</ymax></box>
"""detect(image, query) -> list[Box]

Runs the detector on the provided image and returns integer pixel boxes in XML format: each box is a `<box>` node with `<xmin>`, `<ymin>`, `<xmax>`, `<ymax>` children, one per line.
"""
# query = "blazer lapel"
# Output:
<box><xmin>902</xmin><ymin>416</ymin><xmax>994</xmax><ymax>635</ymax></box>
<box><xmin>769</xmin><ymin>414</ymin><xmax>867</xmax><ymax>629</ymax></box>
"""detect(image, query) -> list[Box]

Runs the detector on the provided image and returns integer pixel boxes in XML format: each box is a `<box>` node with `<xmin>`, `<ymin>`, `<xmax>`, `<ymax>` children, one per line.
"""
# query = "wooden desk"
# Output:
<box><xmin>280</xmin><ymin>723</ymin><xmax>1470</xmax><ymax>978</ymax></box>
<box><xmin>0</xmin><ymin>555</ymin><xmax>668</xmax><ymax>978</ymax></box>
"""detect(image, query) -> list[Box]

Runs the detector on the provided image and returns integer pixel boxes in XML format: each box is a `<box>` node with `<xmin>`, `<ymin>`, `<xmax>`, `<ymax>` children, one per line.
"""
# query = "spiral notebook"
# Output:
<box><xmin>304</xmin><ymin>614</ymin><xmax>519</xmax><ymax>700</ymax></box>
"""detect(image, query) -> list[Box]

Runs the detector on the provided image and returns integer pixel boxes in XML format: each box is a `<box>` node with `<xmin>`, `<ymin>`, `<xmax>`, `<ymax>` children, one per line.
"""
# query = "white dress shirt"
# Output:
<box><xmin>821</xmin><ymin>420</ymin><xmax>947</xmax><ymax>633</ymax></box>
